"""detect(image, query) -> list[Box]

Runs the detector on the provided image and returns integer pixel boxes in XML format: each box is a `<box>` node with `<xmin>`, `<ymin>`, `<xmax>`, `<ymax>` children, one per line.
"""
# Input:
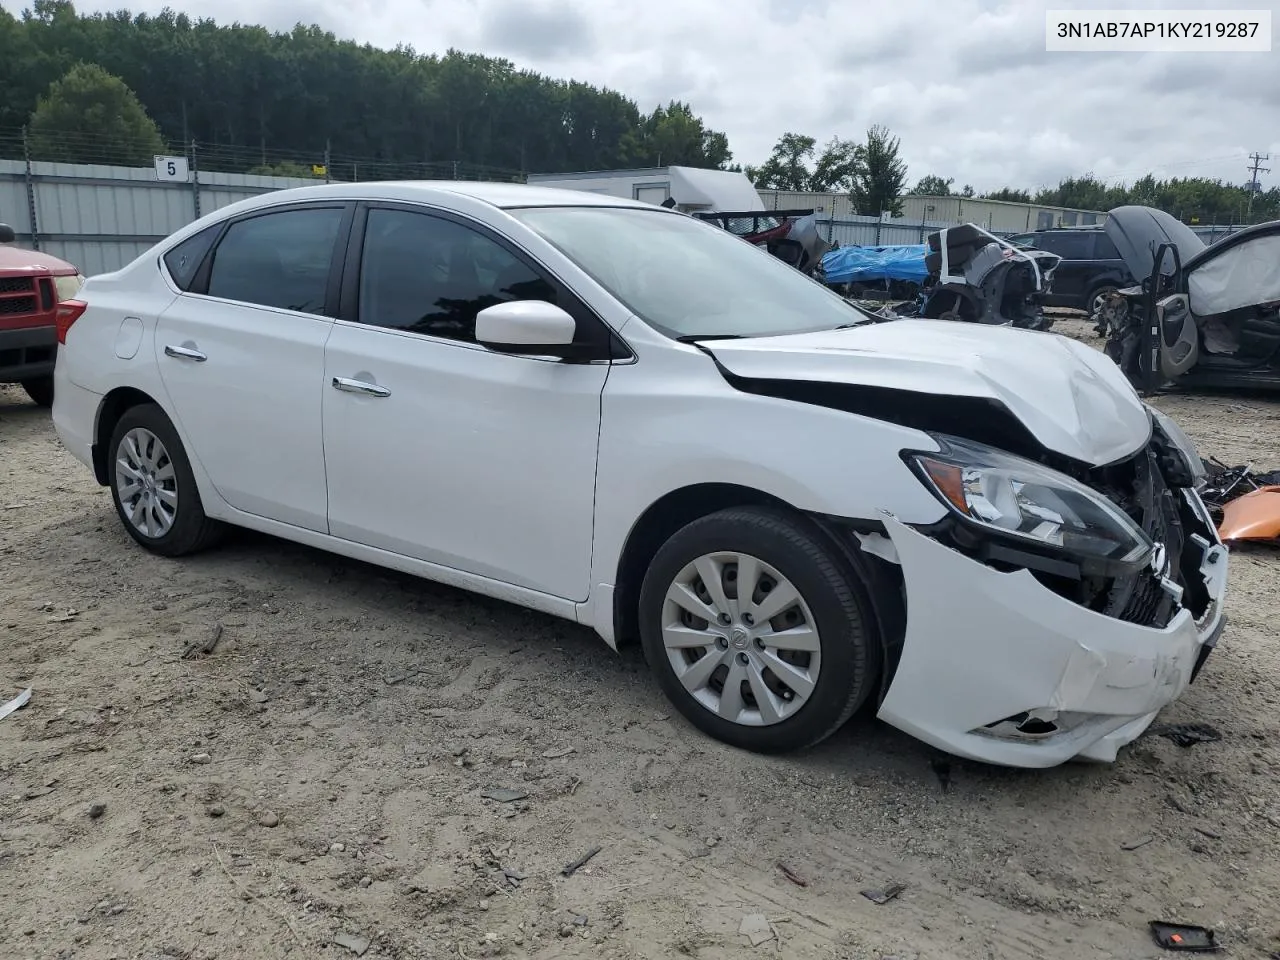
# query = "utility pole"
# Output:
<box><xmin>1246</xmin><ymin>151</ymin><xmax>1270</xmax><ymax>219</ymax></box>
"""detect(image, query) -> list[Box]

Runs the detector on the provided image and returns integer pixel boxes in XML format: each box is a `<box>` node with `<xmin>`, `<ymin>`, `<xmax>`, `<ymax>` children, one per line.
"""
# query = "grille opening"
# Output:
<box><xmin>0</xmin><ymin>276</ymin><xmax>35</xmax><ymax>294</ymax></box>
<box><xmin>0</xmin><ymin>295</ymin><xmax>38</xmax><ymax>316</ymax></box>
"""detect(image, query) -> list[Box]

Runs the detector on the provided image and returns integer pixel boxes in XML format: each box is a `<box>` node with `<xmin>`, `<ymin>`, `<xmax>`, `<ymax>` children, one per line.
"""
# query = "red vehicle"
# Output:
<box><xmin>0</xmin><ymin>223</ymin><xmax>84</xmax><ymax>407</ymax></box>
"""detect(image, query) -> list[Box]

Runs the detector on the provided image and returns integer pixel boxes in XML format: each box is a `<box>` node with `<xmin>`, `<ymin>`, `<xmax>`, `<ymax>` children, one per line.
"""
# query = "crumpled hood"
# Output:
<box><xmin>702</xmin><ymin>319</ymin><xmax>1152</xmax><ymax>466</ymax></box>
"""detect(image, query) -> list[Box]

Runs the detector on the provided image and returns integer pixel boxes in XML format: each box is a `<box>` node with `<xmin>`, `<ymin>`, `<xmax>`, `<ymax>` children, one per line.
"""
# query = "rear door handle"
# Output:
<box><xmin>332</xmin><ymin>376</ymin><xmax>391</xmax><ymax>398</ymax></box>
<box><xmin>164</xmin><ymin>344</ymin><xmax>207</xmax><ymax>362</ymax></box>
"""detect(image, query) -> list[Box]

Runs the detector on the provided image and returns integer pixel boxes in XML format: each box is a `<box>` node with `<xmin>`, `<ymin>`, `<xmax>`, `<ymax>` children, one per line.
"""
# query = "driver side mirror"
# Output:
<box><xmin>0</xmin><ymin>223</ymin><xmax>15</xmax><ymax>244</ymax></box>
<box><xmin>475</xmin><ymin>300</ymin><xmax>577</xmax><ymax>356</ymax></box>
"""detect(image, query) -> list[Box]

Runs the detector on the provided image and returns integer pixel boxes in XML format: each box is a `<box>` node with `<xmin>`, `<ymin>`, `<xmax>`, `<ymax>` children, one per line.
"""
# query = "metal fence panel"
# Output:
<box><xmin>39</xmin><ymin>239</ymin><xmax>159</xmax><ymax>277</ymax></box>
<box><xmin>0</xmin><ymin>157</ymin><xmax>1257</xmax><ymax>276</ymax></box>
<box><xmin>0</xmin><ymin>158</ymin><xmax>325</xmax><ymax>274</ymax></box>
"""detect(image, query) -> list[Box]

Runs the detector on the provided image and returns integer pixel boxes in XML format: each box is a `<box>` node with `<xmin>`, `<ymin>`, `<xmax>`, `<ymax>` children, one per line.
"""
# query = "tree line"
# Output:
<box><xmin>5</xmin><ymin>2</ymin><xmax>1274</xmax><ymax>226</ymax></box>
<box><xmin>752</xmin><ymin>131</ymin><xmax>1280</xmax><ymax>225</ymax></box>
<box><xmin>1</xmin><ymin>0</ymin><xmax>732</xmax><ymax>174</ymax></box>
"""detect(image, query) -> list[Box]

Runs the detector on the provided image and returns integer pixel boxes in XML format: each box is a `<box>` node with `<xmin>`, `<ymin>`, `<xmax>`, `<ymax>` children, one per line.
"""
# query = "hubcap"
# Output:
<box><xmin>115</xmin><ymin>427</ymin><xmax>178</xmax><ymax>538</ymax></box>
<box><xmin>661</xmin><ymin>551</ymin><xmax>821</xmax><ymax>727</ymax></box>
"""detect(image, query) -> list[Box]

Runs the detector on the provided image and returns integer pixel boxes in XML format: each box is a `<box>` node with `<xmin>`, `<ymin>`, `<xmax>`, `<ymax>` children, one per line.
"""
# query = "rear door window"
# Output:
<box><xmin>205</xmin><ymin>207</ymin><xmax>344</xmax><ymax>315</ymax></box>
<box><xmin>1093</xmin><ymin>234</ymin><xmax>1122</xmax><ymax>260</ymax></box>
<box><xmin>1038</xmin><ymin>232</ymin><xmax>1092</xmax><ymax>259</ymax></box>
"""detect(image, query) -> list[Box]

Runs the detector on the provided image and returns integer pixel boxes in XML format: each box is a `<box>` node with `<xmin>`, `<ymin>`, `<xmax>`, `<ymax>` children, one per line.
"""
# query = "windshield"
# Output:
<box><xmin>508</xmin><ymin>206</ymin><xmax>866</xmax><ymax>339</ymax></box>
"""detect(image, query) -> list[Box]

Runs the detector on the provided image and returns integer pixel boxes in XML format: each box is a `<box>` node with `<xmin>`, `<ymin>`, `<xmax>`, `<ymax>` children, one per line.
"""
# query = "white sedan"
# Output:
<box><xmin>50</xmin><ymin>182</ymin><xmax>1228</xmax><ymax>767</ymax></box>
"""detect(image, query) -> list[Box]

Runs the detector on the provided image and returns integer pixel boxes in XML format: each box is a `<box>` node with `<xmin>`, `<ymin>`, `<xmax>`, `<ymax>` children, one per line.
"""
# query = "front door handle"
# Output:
<box><xmin>332</xmin><ymin>376</ymin><xmax>391</xmax><ymax>398</ymax></box>
<box><xmin>164</xmin><ymin>344</ymin><xmax>207</xmax><ymax>362</ymax></box>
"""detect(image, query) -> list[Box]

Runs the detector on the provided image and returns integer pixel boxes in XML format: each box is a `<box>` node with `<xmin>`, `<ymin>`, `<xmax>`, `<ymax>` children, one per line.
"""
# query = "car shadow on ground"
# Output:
<box><xmin>0</xmin><ymin>396</ymin><xmax>48</xmax><ymax>419</ymax></box>
<box><xmin>180</xmin><ymin>523</ymin><xmax>1112</xmax><ymax>800</ymax></box>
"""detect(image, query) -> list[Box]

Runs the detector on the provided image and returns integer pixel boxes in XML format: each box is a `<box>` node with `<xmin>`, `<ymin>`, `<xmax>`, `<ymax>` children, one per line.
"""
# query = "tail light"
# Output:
<box><xmin>55</xmin><ymin>299</ymin><xmax>87</xmax><ymax>344</ymax></box>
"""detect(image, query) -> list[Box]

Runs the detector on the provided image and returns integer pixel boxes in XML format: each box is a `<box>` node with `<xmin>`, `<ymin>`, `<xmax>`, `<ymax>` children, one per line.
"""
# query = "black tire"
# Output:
<box><xmin>21</xmin><ymin>375</ymin><xmax>54</xmax><ymax>408</ymax></box>
<box><xmin>638</xmin><ymin>506</ymin><xmax>879</xmax><ymax>754</ymax></box>
<box><xmin>107</xmin><ymin>403</ymin><xmax>225</xmax><ymax>557</ymax></box>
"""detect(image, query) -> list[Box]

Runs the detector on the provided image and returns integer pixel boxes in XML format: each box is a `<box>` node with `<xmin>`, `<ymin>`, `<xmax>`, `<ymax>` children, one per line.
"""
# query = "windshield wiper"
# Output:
<box><xmin>674</xmin><ymin>334</ymin><xmax>747</xmax><ymax>342</ymax></box>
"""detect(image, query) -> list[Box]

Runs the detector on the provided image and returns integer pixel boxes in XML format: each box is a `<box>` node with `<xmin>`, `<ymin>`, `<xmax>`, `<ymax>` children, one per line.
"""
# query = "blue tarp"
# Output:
<box><xmin>821</xmin><ymin>244</ymin><xmax>929</xmax><ymax>285</ymax></box>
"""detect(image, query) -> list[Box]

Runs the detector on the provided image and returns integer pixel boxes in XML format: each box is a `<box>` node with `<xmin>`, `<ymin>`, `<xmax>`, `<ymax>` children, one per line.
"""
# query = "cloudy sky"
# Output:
<box><xmin>71</xmin><ymin>0</ymin><xmax>1280</xmax><ymax>193</ymax></box>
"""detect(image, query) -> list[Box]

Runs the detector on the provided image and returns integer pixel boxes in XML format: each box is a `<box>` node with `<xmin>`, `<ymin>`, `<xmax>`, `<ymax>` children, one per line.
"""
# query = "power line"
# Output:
<box><xmin>1246</xmin><ymin>151</ymin><xmax>1270</xmax><ymax>218</ymax></box>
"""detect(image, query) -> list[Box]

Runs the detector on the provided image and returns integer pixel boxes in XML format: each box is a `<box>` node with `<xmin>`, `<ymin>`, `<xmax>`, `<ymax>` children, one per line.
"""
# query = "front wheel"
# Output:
<box><xmin>1088</xmin><ymin>285</ymin><xmax>1120</xmax><ymax>330</ymax></box>
<box><xmin>638</xmin><ymin>507</ymin><xmax>879</xmax><ymax>754</ymax></box>
<box><xmin>107</xmin><ymin>403</ymin><xmax>225</xmax><ymax>556</ymax></box>
<box><xmin>21</xmin><ymin>375</ymin><xmax>54</xmax><ymax>408</ymax></box>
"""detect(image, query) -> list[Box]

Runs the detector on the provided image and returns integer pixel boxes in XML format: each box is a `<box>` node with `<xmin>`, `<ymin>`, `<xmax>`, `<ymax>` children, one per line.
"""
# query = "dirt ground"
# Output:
<box><xmin>3</xmin><ymin>316</ymin><xmax>1279</xmax><ymax>960</ymax></box>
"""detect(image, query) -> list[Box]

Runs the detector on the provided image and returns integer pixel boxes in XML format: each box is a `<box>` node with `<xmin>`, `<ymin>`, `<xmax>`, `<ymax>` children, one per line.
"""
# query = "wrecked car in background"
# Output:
<box><xmin>822</xmin><ymin>224</ymin><xmax>1061</xmax><ymax>331</ymax></box>
<box><xmin>1097</xmin><ymin>206</ymin><xmax>1280</xmax><ymax>392</ymax></box>
<box><xmin>693</xmin><ymin>209</ymin><xmax>832</xmax><ymax>276</ymax></box>
<box><xmin>917</xmin><ymin>224</ymin><xmax>1061</xmax><ymax>331</ymax></box>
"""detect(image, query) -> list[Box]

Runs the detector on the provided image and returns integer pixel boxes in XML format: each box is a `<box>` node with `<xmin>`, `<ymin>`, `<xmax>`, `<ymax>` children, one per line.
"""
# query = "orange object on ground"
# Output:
<box><xmin>1218</xmin><ymin>485</ymin><xmax>1280</xmax><ymax>543</ymax></box>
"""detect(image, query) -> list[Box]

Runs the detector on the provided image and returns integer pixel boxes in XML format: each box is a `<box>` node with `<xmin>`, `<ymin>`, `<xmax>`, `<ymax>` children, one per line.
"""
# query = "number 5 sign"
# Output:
<box><xmin>154</xmin><ymin>155</ymin><xmax>190</xmax><ymax>182</ymax></box>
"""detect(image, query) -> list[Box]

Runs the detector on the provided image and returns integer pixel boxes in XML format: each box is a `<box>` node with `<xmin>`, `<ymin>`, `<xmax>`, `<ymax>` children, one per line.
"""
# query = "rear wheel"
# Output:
<box><xmin>21</xmin><ymin>376</ymin><xmax>53</xmax><ymax>408</ymax></box>
<box><xmin>107</xmin><ymin>403</ymin><xmax>224</xmax><ymax>556</ymax></box>
<box><xmin>638</xmin><ymin>507</ymin><xmax>879</xmax><ymax>754</ymax></box>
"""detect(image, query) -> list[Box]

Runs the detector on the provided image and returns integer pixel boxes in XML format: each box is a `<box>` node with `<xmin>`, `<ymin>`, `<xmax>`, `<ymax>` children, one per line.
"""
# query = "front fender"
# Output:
<box><xmin>589</xmin><ymin>351</ymin><xmax>949</xmax><ymax>607</ymax></box>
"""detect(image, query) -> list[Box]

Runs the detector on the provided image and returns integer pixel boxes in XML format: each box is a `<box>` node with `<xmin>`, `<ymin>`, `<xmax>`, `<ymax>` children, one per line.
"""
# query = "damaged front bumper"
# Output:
<box><xmin>874</xmin><ymin>514</ymin><xmax>1227</xmax><ymax>768</ymax></box>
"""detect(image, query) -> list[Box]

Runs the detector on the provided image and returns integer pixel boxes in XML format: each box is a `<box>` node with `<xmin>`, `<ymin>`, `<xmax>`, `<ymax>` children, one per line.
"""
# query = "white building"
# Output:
<box><xmin>757</xmin><ymin>190</ymin><xmax>1108</xmax><ymax>234</ymax></box>
<box><xmin>525</xmin><ymin>166</ymin><xmax>764</xmax><ymax>214</ymax></box>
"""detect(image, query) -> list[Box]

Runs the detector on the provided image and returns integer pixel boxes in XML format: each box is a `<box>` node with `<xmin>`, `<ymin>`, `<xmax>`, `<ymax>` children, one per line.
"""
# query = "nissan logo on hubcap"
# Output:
<box><xmin>730</xmin><ymin>626</ymin><xmax>750</xmax><ymax>649</ymax></box>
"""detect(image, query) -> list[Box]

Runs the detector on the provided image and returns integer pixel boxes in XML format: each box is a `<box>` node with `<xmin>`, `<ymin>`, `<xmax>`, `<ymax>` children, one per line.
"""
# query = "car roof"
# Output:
<box><xmin>235</xmin><ymin>180</ymin><xmax>658</xmax><ymax>212</ymax></box>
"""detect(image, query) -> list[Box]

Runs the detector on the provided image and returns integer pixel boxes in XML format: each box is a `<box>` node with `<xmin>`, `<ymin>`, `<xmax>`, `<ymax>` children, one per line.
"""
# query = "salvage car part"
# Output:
<box><xmin>52</xmin><ymin>183</ymin><xmax>1226</xmax><ymax>768</ymax></box>
<box><xmin>0</xmin><ymin>686</ymin><xmax>33</xmax><ymax>722</ymax></box>
<box><xmin>920</xmin><ymin>223</ymin><xmax>1062</xmax><ymax>330</ymax></box>
<box><xmin>1217</xmin><ymin>485</ymin><xmax>1280</xmax><ymax>543</ymax></box>
<box><xmin>1148</xmin><ymin>921</ymin><xmax>1221</xmax><ymax>953</ymax></box>
<box><xmin>693</xmin><ymin>209</ymin><xmax>832</xmax><ymax>276</ymax></box>
<box><xmin>1198</xmin><ymin>457</ymin><xmax>1280</xmax><ymax>517</ymax></box>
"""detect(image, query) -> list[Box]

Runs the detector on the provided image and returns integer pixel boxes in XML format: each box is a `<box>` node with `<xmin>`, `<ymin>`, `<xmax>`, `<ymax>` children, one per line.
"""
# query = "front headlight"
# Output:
<box><xmin>54</xmin><ymin>274</ymin><xmax>85</xmax><ymax>301</ymax></box>
<box><xmin>1147</xmin><ymin>404</ymin><xmax>1205</xmax><ymax>490</ymax></box>
<box><xmin>906</xmin><ymin>435</ymin><xmax>1152</xmax><ymax>564</ymax></box>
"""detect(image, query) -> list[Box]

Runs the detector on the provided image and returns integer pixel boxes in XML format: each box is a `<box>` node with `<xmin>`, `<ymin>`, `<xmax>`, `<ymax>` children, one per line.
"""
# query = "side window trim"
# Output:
<box><xmin>188</xmin><ymin>201</ymin><xmax>355</xmax><ymax>317</ymax></box>
<box><xmin>337</xmin><ymin>200</ymin><xmax>632</xmax><ymax>359</ymax></box>
<box><xmin>187</xmin><ymin>221</ymin><xmax>231</xmax><ymax>295</ymax></box>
